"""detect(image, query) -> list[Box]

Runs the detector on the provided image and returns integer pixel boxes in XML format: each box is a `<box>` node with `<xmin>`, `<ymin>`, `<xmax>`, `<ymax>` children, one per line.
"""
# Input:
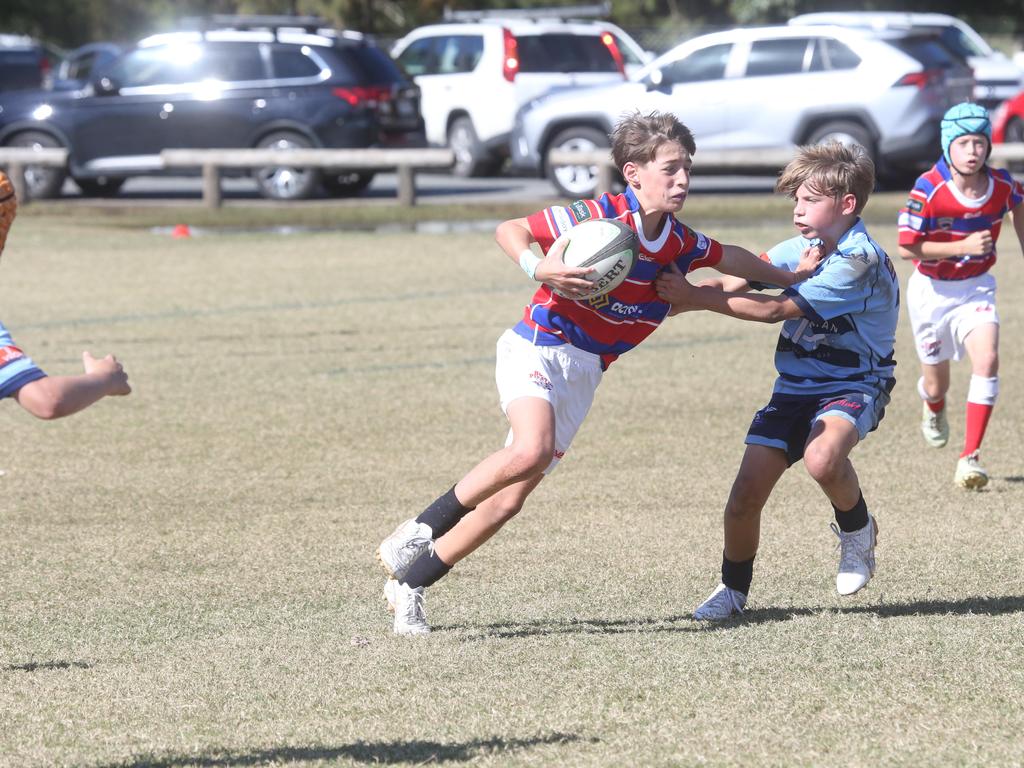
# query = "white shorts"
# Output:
<box><xmin>907</xmin><ymin>270</ymin><xmax>998</xmax><ymax>364</ymax></box>
<box><xmin>495</xmin><ymin>328</ymin><xmax>602</xmax><ymax>473</ymax></box>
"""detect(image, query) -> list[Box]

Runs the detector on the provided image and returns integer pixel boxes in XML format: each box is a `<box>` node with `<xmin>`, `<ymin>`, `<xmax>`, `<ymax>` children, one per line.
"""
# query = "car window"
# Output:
<box><xmin>271</xmin><ymin>46</ymin><xmax>321</xmax><ymax>79</ymax></box>
<box><xmin>935</xmin><ymin>27</ymin><xmax>986</xmax><ymax>59</ymax></box>
<box><xmin>516</xmin><ymin>34</ymin><xmax>620</xmax><ymax>74</ymax></box>
<box><xmin>108</xmin><ymin>42</ymin><xmax>264</xmax><ymax>87</ymax></box>
<box><xmin>437</xmin><ymin>36</ymin><xmax>483</xmax><ymax>74</ymax></box>
<box><xmin>338</xmin><ymin>44</ymin><xmax>407</xmax><ymax>84</ymax></box>
<box><xmin>745</xmin><ymin>38</ymin><xmax>811</xmax><ymax>77</ymax></box>
<box><xmin>891</xmin><ymin>35</ymin><xmax>960</xmax><ymax>69</ymax></box>
<box><xmin>610</xmin><ymin>33</ymin><xmax>644</xmax><ymax>66</ymax></box>
<box><xmin>396</xmin><ymin>37</ymin><xmax>439</xmax><ymax>76</ymax></box>
<box><xmin>195</xmin><ymin>43</ymin><xmax>265</xmax><ymax>82</ymax></box>
<box><xmin>808</xmin><ymin>38</ymin><xmax>861</xmax><ymax>71</ymax></box>
<box><xmin>660</xmin><ymin>43</ymin><xmax>730</xmax><ymax>84</ymax></box>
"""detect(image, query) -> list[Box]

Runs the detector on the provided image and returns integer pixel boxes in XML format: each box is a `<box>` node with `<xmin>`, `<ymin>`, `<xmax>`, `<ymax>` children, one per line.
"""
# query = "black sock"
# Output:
<box><xmin>415</xmin><ymin>486</ymin><xmax>474</xmax><ymax>539</ymax></box>
<box><xmin>833</xmin><ymin>492</ymin><xmax>869</xmax><ymax>532</ymax></box>
<box><xmin>402</xmin><ymin>549</ymin><xmax>452</xmax><ymax>589</ymax></box>
<box><xmin>721</xmin><ymin>552</ymin><xmax>754</xmax><ymax>595</ymax></box>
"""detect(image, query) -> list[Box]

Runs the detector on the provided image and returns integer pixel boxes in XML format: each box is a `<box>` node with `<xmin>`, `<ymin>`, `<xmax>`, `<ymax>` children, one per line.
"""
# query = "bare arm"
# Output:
<box><xmin>1012</xmin><ymin>201</ymin><xmax>1024</xmax><ymax>256</ymax></box>
<box><xmin>494</xmin><ymin>217</ymin><xmax>593</xmax><ymax>296</ymax></box>
<box><xmin>13</xmin><ymin>351</ymin><xmax>130</xmax><ymax>420</ymax></box>
<box><xmin>716</xmin><ymin>243</ymin><xmax>823</xmax><ymax>286</ymax></box>
<box><xmin>657</xmin><ymin>268</ymin><xmax>804</xmax><ymax>322</ymax></box>
<box><xmin>897</xmin><ymin>230</ymin><xmax>993</xmax><ymax>262</ymax></box>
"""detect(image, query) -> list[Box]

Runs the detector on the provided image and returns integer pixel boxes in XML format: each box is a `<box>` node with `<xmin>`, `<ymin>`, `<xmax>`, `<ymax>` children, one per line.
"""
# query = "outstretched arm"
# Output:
<box><xmin>715</xmin><ymin>243</ymin><xmax>823</xmax><ymax>287</ymax></box>
<box><xmin>657</xmin><ymin>267</ymin><xmax>803</xmax><ymax>323</ymax></box>
<box><xmin>1012</xmin><ymin>201</ymin><xmax>1024</xmax><ymax>256</ymax></box>
<box><xmin>898</xmin><ymin>230</ymin><xmax>993</xmax><ymax>261</ymax></box>
<box><xmin>13</xmin><ymin>351</ymin><xmax>130</xmax><ymax>420</ymax></box>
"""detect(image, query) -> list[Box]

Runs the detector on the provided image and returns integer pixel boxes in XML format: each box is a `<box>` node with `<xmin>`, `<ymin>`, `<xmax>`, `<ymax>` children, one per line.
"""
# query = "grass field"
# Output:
<box><xmin>2</xmin><ymin>193</ymin><xmax>1023</xmax><ymax>767</ymax></box>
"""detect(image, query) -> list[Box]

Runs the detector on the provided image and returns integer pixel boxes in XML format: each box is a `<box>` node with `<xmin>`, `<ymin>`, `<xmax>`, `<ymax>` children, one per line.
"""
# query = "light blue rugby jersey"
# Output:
<box><xmin>0</xmin><ymin>319</ymin><xmax>45</xmax><ymax>399</ymax></box>
<box><xmin>765</xmin><ymin>219</ymin><xmax>899</xmax><ymax>396</ymax></box>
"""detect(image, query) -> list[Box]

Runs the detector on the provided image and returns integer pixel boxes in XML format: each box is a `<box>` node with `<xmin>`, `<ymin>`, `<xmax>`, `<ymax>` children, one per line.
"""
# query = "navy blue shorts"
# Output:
<box><xmin>745</xmin><ymin>388</ymin><xmax>891</xmax><ymax>467</ymax></box>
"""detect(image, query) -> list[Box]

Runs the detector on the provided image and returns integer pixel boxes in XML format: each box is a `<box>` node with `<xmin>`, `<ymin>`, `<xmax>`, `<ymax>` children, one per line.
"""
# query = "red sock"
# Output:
<box><xmin>961</xmin><ymin>401</ymin><xmax>993</xmax><ymax>457</ymax></box>
<box><xmin>926</xmin><ymin>398</ymin><xmax>945</xmax><ymax>413</ymax></box>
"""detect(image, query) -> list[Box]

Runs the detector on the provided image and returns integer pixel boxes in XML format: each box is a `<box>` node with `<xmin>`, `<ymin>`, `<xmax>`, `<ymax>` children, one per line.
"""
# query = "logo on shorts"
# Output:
<box><xmin>553</xmin><ymin>449</ymin><xmax>566</xmax><ymax>460</ymax></box>
<box><xmin>976</xmin><ymin>305</ymin><xmax>993</xmax><ymax>312</ymax></box>
<box><xmin>529</xmin><ymin>370</ymin><xmax>553</xmax><ymax>391</ymax></box>
<box><xmin>825</xmin><ymin>398</ymin><xmax>864</xmax><ymax>413</ymax></box>
<box><xmin>570</xmin><ymin>200</ymin><xmax>593</xmax><ymax>223</ymax></box>
<box><xmin>922</xmin><ymin>339</ymin><xmax>942</xmax><ymax>357</ymax></box>
<box><xmin>0</xmin><ymin>345</ymin><xmax>25</xmax><ymax>368</ymax></box>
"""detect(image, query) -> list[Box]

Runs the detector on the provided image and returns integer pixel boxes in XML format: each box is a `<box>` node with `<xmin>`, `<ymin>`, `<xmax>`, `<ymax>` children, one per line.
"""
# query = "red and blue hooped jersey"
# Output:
<box><xmin>514</xmin><ymin>187</ymin><xmax>723</xmax><ymax>369</ymax></box>
<box><xmin>897</xmin><ymin>158</ymin><xmax>1024</xmax><ymax>281</ymax></box>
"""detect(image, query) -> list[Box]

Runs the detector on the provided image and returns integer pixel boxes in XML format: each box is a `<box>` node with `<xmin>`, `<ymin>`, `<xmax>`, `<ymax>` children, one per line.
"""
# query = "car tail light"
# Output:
<box><xmin>600</xmin><ymin>32</ymin><xmax>626</xmax><ymax>76</ymax></box>
<box><xmin>502</xmin><ymin>28</ymin><xmax>519</xmax><ymax>82</ymax></box>
<box><xmin>894</xmin><ymin>69</ymin><xmax>943</xmax><ymax>89</ymax></box>
<box><xmin>332</xmin><ymin>85</ymin><xmax>392</xmax><ymax>107</ymax></box>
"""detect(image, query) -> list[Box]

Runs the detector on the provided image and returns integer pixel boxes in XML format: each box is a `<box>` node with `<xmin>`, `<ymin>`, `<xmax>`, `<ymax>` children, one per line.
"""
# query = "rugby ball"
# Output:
<box><xmin>554</xmin><ymin>218</ymin><xmax>639</xmax><ymax>300</ymax></box>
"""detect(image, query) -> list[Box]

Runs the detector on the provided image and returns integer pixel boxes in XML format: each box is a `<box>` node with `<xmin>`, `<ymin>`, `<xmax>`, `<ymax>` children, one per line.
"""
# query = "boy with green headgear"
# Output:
<box><xmin>897</xmin><ymin>102</ymin><xmax>1024</xmax><ymax>489</ymax></box>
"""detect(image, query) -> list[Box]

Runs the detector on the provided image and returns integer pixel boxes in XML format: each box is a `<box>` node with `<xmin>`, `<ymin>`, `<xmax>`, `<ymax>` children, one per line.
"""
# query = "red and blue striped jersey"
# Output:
<box><xmin>514</xmin><ymin>187</ymin><xmax>722</xmax><ymax>368</ymax></box>
<box><xmin>897</xmin><ymin>158</ymin><xmax>1024</xmax><ymax>280</ymax></box>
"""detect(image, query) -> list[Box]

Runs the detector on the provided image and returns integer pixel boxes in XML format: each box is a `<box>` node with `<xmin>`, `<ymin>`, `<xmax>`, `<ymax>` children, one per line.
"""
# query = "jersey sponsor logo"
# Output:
<box><xmin>0</xmin><ymin>345</ymin><xmax>25</xmax><ymax>368</ymax></box>
<box><xmin>905</xmin><ymin>198</ymin><xmax>923</xmax><ymax>213</ymax></box>
<box><xmin>609</xmin><ymin>301</ymin><xmax>642</xmax><ymax>317</ymax></box>
<box><xmin>588</xmin><ymin>293</ymin><xmax>611</xmax><ymax>309</ymax></box>
<box><xmin>898</xmin><ymin>212</ymin><xmax>923</xmax><ymax>230</ymax></box>
<box><xmin>569</xmin><ymin>200</ymin><xmax>593</xmax><ymax>223</ymax></box>
<box><xmin>695</xmin><ymin>232</ymin><xmax>708</xmax><ymax>251</ymax></box>
<box><xmin>937</xmin><ymin>218</ymin><xmax>954</xmax><ymax>230</ymax></box>
<box><xmin>553</xmin><ymin>207</ymin><xmax>573</xmax><ymax>234</ymax></box>
<box><xmin>529</xmin><ymin>370</ymin><xmax>553</xmax><ymax>391</ymax></box>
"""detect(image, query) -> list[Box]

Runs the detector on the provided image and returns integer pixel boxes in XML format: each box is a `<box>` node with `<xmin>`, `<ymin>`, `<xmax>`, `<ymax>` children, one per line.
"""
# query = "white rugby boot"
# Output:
<box><xmin>384</xmin><ymin>578</ymin><xmax>430</xmax><ymax>636</ymax></box>
<box><xmin>832</xmin><ymin>516</ymin><xmax>877</xmax><ymax>596</ymax></box>
<box><xmin>377</xmin><ymin>519</ymin><xmax>433</xmax><ymax>580</ymax></box>
<box><xmin>693</xmin><ymin>582</ymin><xmax>747</xmax><ymax>620</ymax></box>
<box><xmin>955</xmin><ymin>451</ymin><xmax>989</xmax><ymax>490</ymax></box>
<box><xmin>921</xmin><ymin>403</ymin><xmax>949</xmax><ymax>448</ymax></box>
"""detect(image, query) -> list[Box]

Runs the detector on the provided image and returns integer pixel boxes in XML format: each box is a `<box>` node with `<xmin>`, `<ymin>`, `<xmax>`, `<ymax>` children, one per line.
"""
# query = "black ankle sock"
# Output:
<box><xmin>721</xmin><ymin>552</ymin><xmax>754</xmax><ymax>595</ymax></box>
<box><xmin>833</xmin><ymin>492</ymin><xmax>869</xmax><ymax>532</ymax></box>
<box><xmin>402</xmin><ymin>550</ymin><xmax>452</xmax><ymax>589</ymax></box>
<box><xmin>415</xmin><ymin>486</ymin><xmax>474</xmax><ymax>538</ymax></box>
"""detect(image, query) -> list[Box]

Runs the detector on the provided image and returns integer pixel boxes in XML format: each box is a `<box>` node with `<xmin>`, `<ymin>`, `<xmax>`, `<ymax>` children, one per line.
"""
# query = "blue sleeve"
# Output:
<box><xmin>0</xmin><ymin>322</ymin><xmax>46</xmax><ymax>398</ymax></box>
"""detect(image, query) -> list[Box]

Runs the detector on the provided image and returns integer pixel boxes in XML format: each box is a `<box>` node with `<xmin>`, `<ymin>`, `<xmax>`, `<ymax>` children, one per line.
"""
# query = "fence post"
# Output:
<box><xmin>7</xmin><ymin>163</ymin><xmax>29</xmax><ymax>204</ymax></box>
<box><xmin>596</xmin><ymin>163</ymin><xmax>614</xmax><ymax>198</ymax></box>
<box><xmin>397</xmin><ymin>165</ymin><xmax>416</xmax><ymax>207</ymax></box>
<box><xmin>202</xmin><ymin>163</ymin><xmax>222</xmax><ymax>208</ymax></box>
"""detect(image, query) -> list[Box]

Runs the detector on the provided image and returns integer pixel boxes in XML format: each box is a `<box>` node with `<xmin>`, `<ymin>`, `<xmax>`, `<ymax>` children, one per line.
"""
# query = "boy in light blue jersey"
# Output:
<box><xmin>656</xmin><ymin>142</ymin><xmax>899</xmax><ymax>619</ymax></box>
<box><xmin>0</xmin><ymin>171</ymin><xmax>130</xmax><ymax>419</ymax></box>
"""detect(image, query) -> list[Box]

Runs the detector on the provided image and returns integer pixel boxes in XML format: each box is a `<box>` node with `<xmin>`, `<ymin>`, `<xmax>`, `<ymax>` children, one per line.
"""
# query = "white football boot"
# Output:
<box><xmin>377</xmin><ymin>519</ymin><xmax>433</xmax><ymax>580</ymax></box>
<box><xmin>383</xmin><ymin>578</ymin><xmax>430</xmax><ymax>636</ymax></box>
<box><xmin>955</xmin><ymin>451</ymin><xmax>989</xmax><ymax>490</ymax></box>
<box><xmin>920</xmin><ymin>403</ymin><xmax>949</xmax><ymax>448</ymax></box>
<box><xmin>693</xmin><ymin>582</ymin><xmax>747</xmax><ymax>620</ymax></box>
<box><xmin>832</xmin><ymin>516</ymin><xmax>877</xmax><ymax>596</ymax></box>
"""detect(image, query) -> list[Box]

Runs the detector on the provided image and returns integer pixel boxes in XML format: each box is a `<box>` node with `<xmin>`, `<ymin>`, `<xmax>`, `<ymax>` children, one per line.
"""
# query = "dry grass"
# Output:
<box><xmin>1</xmin><ymin>193</ymin><xmax>1022</xmax><ymax>767</ymax></box>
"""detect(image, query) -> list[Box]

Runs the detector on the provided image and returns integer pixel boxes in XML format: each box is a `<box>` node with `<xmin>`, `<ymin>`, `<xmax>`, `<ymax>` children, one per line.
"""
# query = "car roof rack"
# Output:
<box><xmin>180</xmin><ymin>14</ymin><xmax>332</xmax><ymax>37</ymax></box>
<box><xmin>442</xmin><ymin>2</ymin><xmax>611</xmax><ymax>22</ymax></box>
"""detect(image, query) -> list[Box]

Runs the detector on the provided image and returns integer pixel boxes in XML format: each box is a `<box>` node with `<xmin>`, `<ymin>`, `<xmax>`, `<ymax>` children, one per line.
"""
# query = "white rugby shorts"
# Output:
<box><xmin>907</xmin><ymin>269</ymin><xmax>998</xmax><ymax>364</ymax></box>
<box><xmin>495</xmin><ymin>328</ymin><xmax>602</xmax><ymax>473</ymax></box>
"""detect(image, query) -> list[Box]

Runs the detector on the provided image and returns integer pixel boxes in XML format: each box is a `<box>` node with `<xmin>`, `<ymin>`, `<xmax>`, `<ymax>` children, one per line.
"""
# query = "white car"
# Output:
<box><xmin>788</xmin><ymin>12</ymin><xmax>1024</xmax><ymax>108</ymax></box>
<box><xmin>391</xmin><ymin>15</ymin><xmax>648</xmax><ymax>177</ymax></box>
<box><xmin>510</xmin><ymin>24</ymin><xmax>974</xmax><ymax>197</ymax></box>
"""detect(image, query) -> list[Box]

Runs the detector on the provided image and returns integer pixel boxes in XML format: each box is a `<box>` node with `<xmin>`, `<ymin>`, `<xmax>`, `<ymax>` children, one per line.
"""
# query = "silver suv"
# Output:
<box><xmin>510</xmin><ymin>24</ymin><xmax>974</xmax><ymax>196</ymax></box>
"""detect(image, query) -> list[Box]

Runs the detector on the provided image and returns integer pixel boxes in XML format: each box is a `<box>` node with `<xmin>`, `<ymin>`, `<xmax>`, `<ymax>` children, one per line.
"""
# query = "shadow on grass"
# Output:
<box><xmin>456</xmin><ymin>594</ymin><xmax>1024</xmax><ymax>638</ymax></box>
<box><xmin>3</xmin><ymin>660</ymin><xmax>91</xmax><ymax>672</ymax></box>
<box><xmin>94</xmin><ymin>733</ymin><xmax>592</xmax><ymax>767</ymax></box>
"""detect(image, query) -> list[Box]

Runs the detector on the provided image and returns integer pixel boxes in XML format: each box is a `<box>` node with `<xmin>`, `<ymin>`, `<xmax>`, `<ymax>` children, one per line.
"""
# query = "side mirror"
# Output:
<box><xmin>93</xmin><ymin>76</ymin><xmax>121</xmax><ymax>95</ymax></box>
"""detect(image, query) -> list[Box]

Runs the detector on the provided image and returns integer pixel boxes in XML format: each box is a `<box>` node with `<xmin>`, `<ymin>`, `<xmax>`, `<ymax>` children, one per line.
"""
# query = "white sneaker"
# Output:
<box><xmin>921</xmin><ymin>403</ymin><xmax>949</xmax><ymax>448</ymax></box>
<box><xmin>377</xmin><ymin>519</ymin><xmax>433</xmax><ymax>580</ymax></box>
<box><xmin>383</xmin><ymin>578</ymin><xmax>430</xmax><ymax>636</ymax></box>
<box><xmin>832</xmin><ymin>516</ymin><xmax>877</xmax><ymax>596</ymax></box>
<box><xmin>693</xmin><ymin>582</ymin><xmax>747</xmax><ymax>620</ymax></box>
<box><xmin>955</xmin><ymin>451</ymin><xmax>989</xmax><ymax>490</ymax></box>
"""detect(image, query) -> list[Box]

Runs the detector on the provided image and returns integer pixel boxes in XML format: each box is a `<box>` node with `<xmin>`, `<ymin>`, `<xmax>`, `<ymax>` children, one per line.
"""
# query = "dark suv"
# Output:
<box><xmin>0</xmin><ymin>17</ymin><xmax>424</xmax><ymax>199</ymax></box>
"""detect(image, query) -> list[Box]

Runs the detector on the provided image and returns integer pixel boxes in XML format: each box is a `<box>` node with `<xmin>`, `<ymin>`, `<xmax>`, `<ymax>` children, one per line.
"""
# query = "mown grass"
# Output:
<box><xmin>1</xmin><ymin>192</ymin><xmax>1022</xmax><ymax>767</ymax></box>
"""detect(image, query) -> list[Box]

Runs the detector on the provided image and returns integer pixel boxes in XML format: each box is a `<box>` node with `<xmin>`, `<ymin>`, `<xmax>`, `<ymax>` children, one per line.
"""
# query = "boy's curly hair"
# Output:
<box><xmin>0</xmin><ymin>171</ymin><xmax>16</xmax><ymax>260</ymax></box>
<box><xmin>611</xmin><ymin>110</ymin><xmax>696</xmax><ymax>170</ymax></box>
<box><xmin>776</xmin><ymin>142</ymin><xmax>875</xmax><ymax>215</ymax></box>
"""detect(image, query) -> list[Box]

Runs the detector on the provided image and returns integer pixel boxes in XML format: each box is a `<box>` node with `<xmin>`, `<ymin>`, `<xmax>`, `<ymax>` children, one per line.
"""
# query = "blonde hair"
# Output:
<box><xmin>776</xmin><ymin>142</ymin><xmax>874</xmax><ymax>215</ymax></box>
<box><xmin>611</xmin><ymin>110</ymin><xmax>696</xmax><ymax>170</ymax></box>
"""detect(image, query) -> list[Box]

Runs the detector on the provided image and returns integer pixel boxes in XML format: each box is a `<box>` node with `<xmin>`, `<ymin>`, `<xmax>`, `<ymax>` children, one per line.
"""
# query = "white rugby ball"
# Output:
<box><xmin>554</xmin><ymin>218</ymin><xmax>639</xmax><ymax>300</ymax></box>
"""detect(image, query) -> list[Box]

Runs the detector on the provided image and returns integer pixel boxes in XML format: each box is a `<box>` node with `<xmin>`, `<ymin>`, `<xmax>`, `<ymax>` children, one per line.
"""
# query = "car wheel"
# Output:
<box><xmin>545</xmin><ymin>126</ymin><xmax>610</xmax><ymax>199</ymax></box>
<box><xmin>448</xmin><ymin>117</ymin><xmax>497</xmax><ymax>178</ymax></box>
<box><xmin>254</xmin><ymin>132</ymin><xmax>320</xmax><ymax>201</ymax></box>
<box><xmin>73</xmin><ymin>176</ymin><xmax>125</xmax><ymax>197</ymax></box>
<box><xmin>805</xmin><ymin>121</ymin><xmax>874</xmax><ymax>158</ymax></box>
<box><xmin>4</xmin><ymin>131</ymin><xmax>66</xmax><ymax>199</ymax></box>
<box><xmin>322</xmin><ymin>171</ymin><xmax>374</xmax><ymax>198</ymax></box>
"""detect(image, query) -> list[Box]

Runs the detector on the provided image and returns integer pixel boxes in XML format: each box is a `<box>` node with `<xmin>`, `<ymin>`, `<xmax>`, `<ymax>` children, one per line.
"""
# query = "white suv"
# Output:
<box><xmin>789</xmin><ymin>12</ymin><xmax>1024</xmax><ymax>109</ymax></box>
<box><xmin>391</xmin><ymin>14</ymin><xmax>647</xmax><ymax>176</ymax></box>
